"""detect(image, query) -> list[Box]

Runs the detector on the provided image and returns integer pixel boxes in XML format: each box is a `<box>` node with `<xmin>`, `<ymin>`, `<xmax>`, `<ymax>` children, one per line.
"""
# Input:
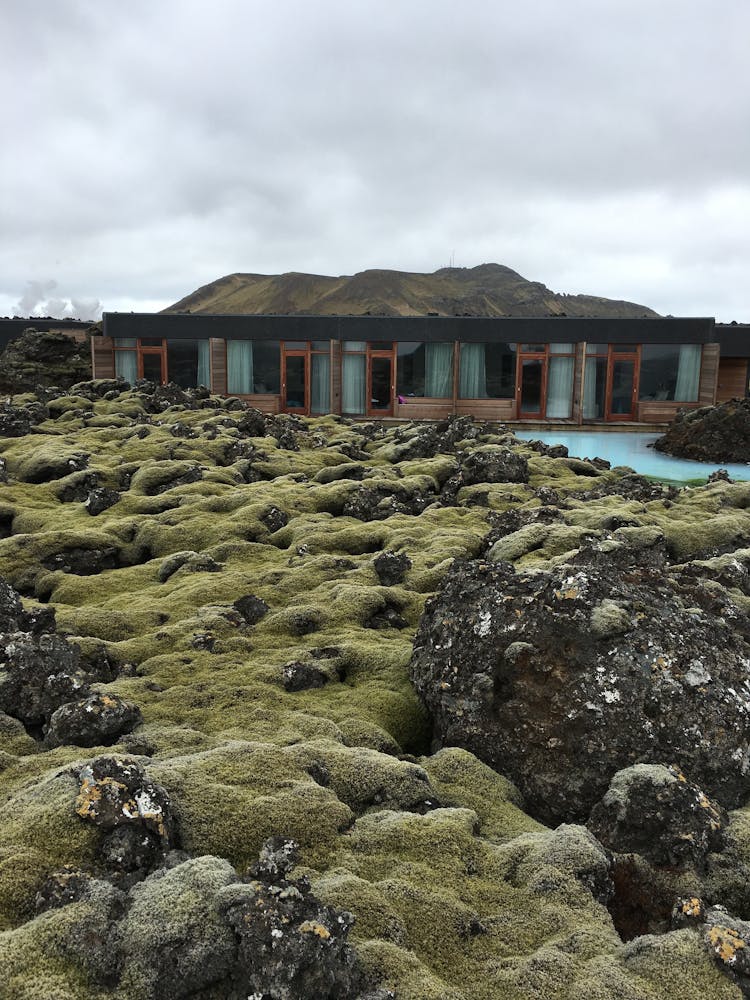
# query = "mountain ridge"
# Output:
<box><xmin>166</xmin><ymin>263</ymin><xmax>659</xmax><ymax>318</ymax></box>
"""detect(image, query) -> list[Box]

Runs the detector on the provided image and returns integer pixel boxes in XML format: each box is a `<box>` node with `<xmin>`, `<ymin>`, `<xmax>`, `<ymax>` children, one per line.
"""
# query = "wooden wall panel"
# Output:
<box><xmin>571</xmin><ymin>343</ymin><xmax>585</xmax><ymax>424</ymax></box>
<box><xmin>637</xmin><ymin>401</ymin><xmax>702</xmax><ymax>423</ymax></box>
<box><xmin>91</xmin><ymin>336</ymin><xmax>115</xmax><ymax>379</ymax></box>
<box><xmin>455</xmin><ymin>399</ymin><xmax>516</xmax><ymax>421</ymax></box>
<box><xmin>232</xmin><ymin>394</ymin><xmax>280</xmax><ymax>414</ymax></box>
<box><xmin>716</xmin><ymin>358</ymin><xmax>748</xmax><ymax>403</ymax></box>
<box><xmin>698</xmin><ymin>343</ymin><xmax>720</xmax><ymax>405</ymax></box>
<box><xmin>394</xmin><ymin>399</ymin><xmax>453</xmax><ymax>420</ymax></box>
<box><xmin>210</xmin><ymin>338</ymin><xmax>227</xmax><ymax>395</ymax></box>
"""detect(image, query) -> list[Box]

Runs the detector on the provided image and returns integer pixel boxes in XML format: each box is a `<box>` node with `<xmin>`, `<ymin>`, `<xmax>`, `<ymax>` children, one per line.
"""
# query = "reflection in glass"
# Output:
<box><xmin>520</xmin><ymin>359</ymin><xmax>543</xmax><ymax>414</ymax></box>
<box><xmin>583</xmin><ymin>357</ymin><xmax>607</xmax><ymax>418</ymax></box>
<box><xmin>370</xmin><ymin>357</ymin><xmax>392</xmax><ymax>411</ymax></box>
<box><xmin>142</xmin><ymin>354</ymin><xmax>164</xmax><ymax>383</ymax></box>
<box><xmin>252</xmin><ymin>342</ymin><xmax>280</xmax><ymax>393</ymax></box>
<box><xmin>285</xmin><ymin>355</ymin><xmax>306</xmax><ymax>409</ymax></box>
<box><xmin>611</xmin><ymin>361</ymin><xmax>635</xmax><ymax>415</ymax></box>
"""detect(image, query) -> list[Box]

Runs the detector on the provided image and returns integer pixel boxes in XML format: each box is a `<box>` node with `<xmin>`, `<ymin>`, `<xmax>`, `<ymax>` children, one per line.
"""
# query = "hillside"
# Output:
<box><xmin>167</xmin><ymin>263</ymin><xmax>659</xmax><ymax>318</ymax></box>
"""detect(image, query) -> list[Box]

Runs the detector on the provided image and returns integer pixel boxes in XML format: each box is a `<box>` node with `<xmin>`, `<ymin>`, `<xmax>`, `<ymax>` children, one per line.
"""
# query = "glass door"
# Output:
<box><xmin>368</xmin><ymin>352</ymin><xmax>394</xmax><ymax>416</ymax></box>
<box><xmin>606</xmin><ymin>348</ymin><xmax>639</xmax><ymax>420</ymax></box>
<box><xmin>140</xmin><ymin>350</ymin><xmax>166</xmax><ymax>384</ymax></box>
<box><xmin>517</xmin><ymin>351</ymin><xmax>547</xmax><ymax>418</ymax></box>
<box><xmin>282</xmin><ymin>350</ymin><xmax>309</xmax><ymax>413</ymax></box>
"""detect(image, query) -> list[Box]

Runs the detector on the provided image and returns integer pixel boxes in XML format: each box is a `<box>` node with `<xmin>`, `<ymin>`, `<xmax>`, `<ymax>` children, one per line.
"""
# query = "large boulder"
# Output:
<box><xmin>0</xmin><ymin>328</ymin><xmax>92</xmax><ymax>393</ymax></box>
<box><xmin>654</xmin><ymin>398</ymin><xmax>750</xmax><ymax>463</ymax></box>
<box><xmin>410</xmin><ymin>536</ymin><xmax>750</xmax><ymax>825</ymax></box>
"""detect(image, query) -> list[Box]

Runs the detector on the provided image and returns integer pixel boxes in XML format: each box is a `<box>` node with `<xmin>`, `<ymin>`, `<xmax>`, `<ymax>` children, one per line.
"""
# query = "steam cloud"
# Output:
<box><xmin>15</xmin><ymin>280</ymin><xmax>102</xmax><ymax>321</ymax></box>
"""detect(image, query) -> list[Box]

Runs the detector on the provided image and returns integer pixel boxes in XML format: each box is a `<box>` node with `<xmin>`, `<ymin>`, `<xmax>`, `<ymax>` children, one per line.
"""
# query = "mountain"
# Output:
<box><xmin>166</xmin><ymin>263</ymin><xmax>659</xmax><ymax>318</ymax></box>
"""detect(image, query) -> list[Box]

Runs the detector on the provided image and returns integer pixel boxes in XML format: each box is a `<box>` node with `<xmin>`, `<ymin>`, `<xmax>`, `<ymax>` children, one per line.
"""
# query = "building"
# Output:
<box><xmin>91</xmin><ymin>313</ymin><xmax>750</xmax><ymax>424</ymax></box>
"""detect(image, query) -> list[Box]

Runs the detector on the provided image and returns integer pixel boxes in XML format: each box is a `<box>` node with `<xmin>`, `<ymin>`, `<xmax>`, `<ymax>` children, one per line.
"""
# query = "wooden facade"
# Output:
<box><xmin>87</xmin><ymin>313</ymin><xmax>750</xmax><ymax>425</ymax></box>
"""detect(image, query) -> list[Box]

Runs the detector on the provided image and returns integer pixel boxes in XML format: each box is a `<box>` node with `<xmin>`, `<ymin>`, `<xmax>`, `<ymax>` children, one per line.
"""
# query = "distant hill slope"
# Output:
<box><xmin>167</xmin><ymin>264</ymin><xmax>659</xmax><ymax>318</ymax></box>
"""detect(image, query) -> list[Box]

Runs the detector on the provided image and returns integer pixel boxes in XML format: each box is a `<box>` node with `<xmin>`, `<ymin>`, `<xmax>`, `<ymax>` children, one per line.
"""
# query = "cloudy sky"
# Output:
<box><xmin>1</xmin><ymin>1</ymin><xmax>748</xmax><ymax>321</ymax></box>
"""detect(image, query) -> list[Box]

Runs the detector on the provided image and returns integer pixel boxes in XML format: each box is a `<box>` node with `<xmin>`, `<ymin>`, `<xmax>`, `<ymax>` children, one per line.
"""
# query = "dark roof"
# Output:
<box><xmin>102</xmin><ymin>312</ymin><xmax>716</xmax><ymax>346</ymax></box>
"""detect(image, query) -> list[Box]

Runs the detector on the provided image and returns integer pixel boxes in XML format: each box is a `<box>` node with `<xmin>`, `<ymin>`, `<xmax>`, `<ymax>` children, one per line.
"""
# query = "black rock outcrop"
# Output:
<box><xmin>410</xmin><ymin>535</ymin><xmax>750</xmax><ymax>825</ymax></box>
<box><xmin>654</xmin><ymin>397</ymin><xmax>750</xmax><ymax>464</ymax></box>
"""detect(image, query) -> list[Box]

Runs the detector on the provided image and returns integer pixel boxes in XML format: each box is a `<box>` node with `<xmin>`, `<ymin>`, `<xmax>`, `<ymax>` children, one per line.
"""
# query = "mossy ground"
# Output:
<box><xmin>0</xmin><ymin>391</ymin><xmax>744</xmax><ymax>998</ymax></box>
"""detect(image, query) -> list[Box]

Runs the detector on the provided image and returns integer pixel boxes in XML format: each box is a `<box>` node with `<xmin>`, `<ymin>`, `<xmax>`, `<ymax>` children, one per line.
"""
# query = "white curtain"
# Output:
<box><xmin>425</xmin><ymin>343</ymin><xmax>453</xmax><ymax>397</ymax></box>
<box><xmin>459</xmin><ymin>343</ymin><xmax>487</xmax><ymax>398</ymax></box>
<box><xmin>197</xmin><ymin>340</ymin><xmax>210</xmax><ymax>388</ymax></box>
<box><xmin>311</xmin><ymin>354</ymin><xmax>330</xmax><ymax>413</ymax></box>
<box><xmin>342</xmin><ymin>354</ymin><xmax>366</xmax><ymax>414</ymax></box>
<box><xmin>674</xmin><ymin>344</ymin><xmax>701</xmax><ymax>401</ymax></box>
<box><xmin>582</xmin><ymin>357</ymin><xmax>599</xmax><ymax>418</ymax></box>
<box><xmin>546</xmin><ymin>356</ymin><xmax>574</xmax><ymax>418</ymax></box>
<box><xmin>115</xmin><ymin>351</ymin><xmax>137</xmax><ymax>384</ymax></box>
<box><xmin>227</xmin><ymin>340</ymin><xmax>254</xmax><ymax>394</ymax></box>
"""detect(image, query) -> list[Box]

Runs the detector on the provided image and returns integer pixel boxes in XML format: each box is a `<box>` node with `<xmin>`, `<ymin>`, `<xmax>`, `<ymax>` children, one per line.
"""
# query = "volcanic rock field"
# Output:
<box><xmin>2</xmin><ymin>379</ymin><xmax>750</xmax><ymax>998</ymax></box>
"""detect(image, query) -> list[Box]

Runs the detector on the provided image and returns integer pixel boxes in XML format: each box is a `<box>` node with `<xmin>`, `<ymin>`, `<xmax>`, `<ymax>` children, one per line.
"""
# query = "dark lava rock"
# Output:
<box><xmin>342</xmin><ymin>483</ymin><xmax>436</xmax><ymax>521</ymax></box>
<box><xmin>76</xmin><ymin>756</ymin><xmax>177</xmax><ymax>876</ymax></box>
<box><xmin>365</xmin><ymin>603</ymin><xmax>409</xmax><ymax>630</ymax></box>
<box><xmin>524</xmin><ymin>438</ymin><xmax>569</xmax><ymax>459</ymax></box>
<box><xmin>260</xmin><ymin>505</ymin><xmax>289</xmax><ymax>533</ymax></box>
<box><xmin>0</xmin><ymin>400</ymin><xmax>47</xmax><ymax>436</ymax></box>
<box><xmin>84</xmin><ymin>487</ymin><xmax>121</xmax><ymax>516</ymax></box>
<box><xmin>587</xmin><ymin>764</ymin><xmax>727</xmax><ymax>871</ymax></box>
<box><xmin>42</xmin><ymin>545</ymin><xmax>119</xmax><ymax>575</ymax></box>
<box><xmin>0</xmin><ymin>631</ymin><xmax>90</xmax><ymax>728</ymax></box>
<box><xmin>0</xmin><ymin>329</ymin><xmax>92</xmax><ymax>394</ymax></box>
<box><xmin>56</xmin><ymin>471</ymin><xmax>99</xmax><ymax>502</ymax></box>
<box><xmin>0</xmin><ymin>457</ymin><xmax>6</xmax><ymax>483</ymax></box>
<box><xmin>373</xmin><ymin>550</ymin><xmax>412</xmax><ymax>586</ymax></box>
<box><xmin>45</xmin><ymin>693</ymin><xmax>143</xmax><ymax>748</ymax></box>
<box><xmin>391</xmin><ymin>415</ymin><xmax>488</xmax><ymax>460</ymax></box>
<box><xmin>410</xmin><ymin>536</ymin><xmax>750</xmax><ymax>825</ymax></box>
<box><xmin>233</xmin><ymin>594</ymin><xmax>270</xmax><ymax>625</ymax></box>
<box><xmin>654</xmin><ymin>398</ymin><xmax>750</xmax><ymax>464</ymax></box>
<box><xmin>235</xmin><ymin>408</ymin><xmax>267</xmax><ymax>436</ymax></box>
<box><xmin>703</xmin><ymin>907</ymin><xmax>750</xmax><ymax>996</ymax></box>
<box><xmin>217</xmin><ymin>838</ymin><xmax>369</xmax><ymax>1000</ymax></box>
<box><xmin>283</xmin><ymin>660</ymin><xmax>329</xmax><ymax>691</ymax></box>
<box><xmin>157</xmin><ymin>550</ymin><xmax>221</xmax><ymax>583</ymax></box>
<box><xmin>35</xmin><ymin>867</ymin><xmax>105</xmax><ymax>914</ymax></box>
<box><xmin>459</xmin><ymin>446</ymin><xmax>529</xmax><ymax>485</ymax></box>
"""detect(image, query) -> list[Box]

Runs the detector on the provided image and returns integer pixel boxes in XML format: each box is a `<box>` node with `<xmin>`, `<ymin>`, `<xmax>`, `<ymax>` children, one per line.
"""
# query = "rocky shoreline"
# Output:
<box><xmin>2</xmin><ymin>381</ymin><xmax>750</xmax><ymax>998</ymax></box>
<box><xmin>653</xmin><ymin>397</ymin><xmax>750</xmax><ymax>464</ymax></box>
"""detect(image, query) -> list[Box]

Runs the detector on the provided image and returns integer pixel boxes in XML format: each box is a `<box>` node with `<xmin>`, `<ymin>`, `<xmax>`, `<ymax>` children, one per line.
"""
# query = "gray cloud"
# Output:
<box><xmin>1</xmin><ymin>0</ymin><xmax>748</xmax><ymax>322</ymax></box>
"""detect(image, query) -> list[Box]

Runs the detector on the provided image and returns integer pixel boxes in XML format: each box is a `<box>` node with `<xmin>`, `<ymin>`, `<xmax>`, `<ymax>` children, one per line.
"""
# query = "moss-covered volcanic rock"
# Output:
<box><xmin>0</xmin><ymin>329</ymin><xmax>92</xmax><ymax>394</ymax></box>
<box><xmin>653</xmin><ymin>398</ymin><xmax>750</xmax><ymax>464</ymax></box>
<box><xmin>1</xmin><ymin>382</ymin><xmax>749</xmax><ymax>998</ymax></box>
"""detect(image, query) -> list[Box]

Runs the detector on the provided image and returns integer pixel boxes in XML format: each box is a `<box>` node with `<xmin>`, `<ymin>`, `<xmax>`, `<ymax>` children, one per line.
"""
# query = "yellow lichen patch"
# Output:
<box><xmin>707</xmin><ymin>925</ymin><xmax>747</xmax><ymax>965</ymax></box>
<box><xmin>298</xmin><ymin>919</ymin><xmax>331</xmax><ymax>939</ymax></box>
<box><xmin>680</xmin><ymin>897</ymin><xmax>704</xmax><ymax>918</ymax></box>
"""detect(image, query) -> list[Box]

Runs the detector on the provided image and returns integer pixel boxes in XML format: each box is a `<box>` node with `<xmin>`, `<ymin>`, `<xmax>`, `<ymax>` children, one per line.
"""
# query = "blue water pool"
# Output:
<box><xmin>513</xmin><ymin>430</ymin><xmax>750</xmax><ymax>483</ymax></box>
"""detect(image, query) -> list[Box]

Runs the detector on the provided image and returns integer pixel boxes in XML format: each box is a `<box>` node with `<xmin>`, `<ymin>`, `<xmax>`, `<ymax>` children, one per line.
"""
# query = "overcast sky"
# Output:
<box><xmin>1</xmin><ymin>1</ymin><xmax>748</xmax><ymax>321</ymax></box>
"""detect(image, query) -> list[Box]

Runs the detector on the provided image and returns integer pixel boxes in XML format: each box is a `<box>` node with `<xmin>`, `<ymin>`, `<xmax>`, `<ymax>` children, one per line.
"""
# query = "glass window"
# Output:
<box><xmin>114</xmin><ymin>338</ymin><xmax>137</xmax><ymax>348</ymax></box>
<box><xmin>613</xmin><ymin>344</ymin><xmax>638</xmax><ymax>353</ymax></box>
<box><xmin>311</xmin><ymin>354</ymin><xmax>330</xmax><ymax>413</ymax></box>
<box><xmin>520</xmin><ymin>343</ymin><xmax>546</xmax><ymax>353</ymax></box>
<box><xmin>549</xmin><ymin>343</ymin><xmax>574</xmax><ymax>354</ymax></box>
<box><xmin>311</xmin><ymin>342</ymin><xmax>329</xmax><ymax>351</ymax></box>
<box><xmin>459</xmin><ymin>343</ymin><xmax>516</xmax><ymax>399</ymax></box>
<box><xmin>639</xmin><ymin>344</ymin><xmax>700</xmax><ymax>402</ymax></box>
<box><xmin>252</xmin><ymin>341</ymin><xmax>280</xmax><ymax>394</ymax></box>
<box><xmin>284</xmin><ymin>341</ymin><xmax>308</xmax><ymax>350</ymax></box>
<box><xmin>397</xmin><ymin>342</ymin><xmax>453</xmax><ymax>398</ymax></box>
<box><xmin>586</xmin><ymin>343</ymin><xmax>608</xmax><ymax>355</ymax></box>
<box><xmin>583</xmin><ymin>357</ymin><xmax>607</xmax><ymax>418</ymax></box>
<box><xmin>227</xmin><ymin>340</ymin><xmax>254</xmax><ymax>394</ymax></box>
<box><xmin>369</xmin><ymin>342</ymin><xmax>393</xmax><ymax>351</ymax></box>
<box><xmin>546</xmin><ymin>356</ymin><xmax>575</xmax><ymax>418</ymax></box>
<box><xmin>139</xmin><ymin>337</ymin><xmax>163</xmax><ymax>347</ymax></box>
<box><xmin>342</xmin><ymin>354</ymin><xmax>366</xmax><ymax>414</ymax></box>
<box><xmin>115</xmin><ymin>351</ymin><xmax>137</xmax><ymax>383</ymax></box>
<box><xmin>344</xmin><ymin>341</ymin><xmax>367</xmax><ymax>352</ymax></box>
<box><xmin>168</xmin><ymin>340</ymin><xmax>198</xmax><ymax>388</ymax></box>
